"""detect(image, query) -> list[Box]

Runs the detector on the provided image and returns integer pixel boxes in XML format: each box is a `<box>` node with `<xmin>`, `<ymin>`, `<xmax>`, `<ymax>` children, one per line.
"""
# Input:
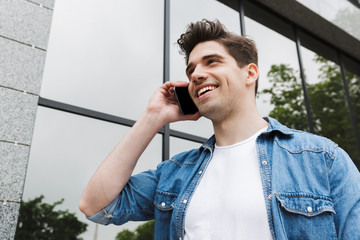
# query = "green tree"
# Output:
<box><xmin>115</xmin><ymin>229</ymin><xmax>136</xmax><ymax>240</ymax></box>
<box><xmin>15</xmin><ymin>195</ymin><xmax>87</xmax><ymax>240</ymax></box>
<box><xmin>262</xmin><ymin>64</ymin><xmax>308</xmax><ymax>131</ymax></box>
<box><xmin>115</xmin><ymin>220</ymin><xmax>154</xmax><ymax>240</ymax></box>
<box><xmin>260</xmin><ymin>55</ymin><xmax>360</xmax><ymax>168</ymax></box>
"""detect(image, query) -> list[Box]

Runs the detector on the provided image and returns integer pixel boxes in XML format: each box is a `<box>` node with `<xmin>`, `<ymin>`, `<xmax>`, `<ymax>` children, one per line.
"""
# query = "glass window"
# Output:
<box><xmin>343</xmin><ymin>55</ymin><xmax>360</xmax><ymax>167</ymax></box>
<box><xmin>40</xmin><ymin>0</ymin><xmax>164</xmax><ymax>121</ymax></box>
<box><xmin>169</xmin><ymin>0</ymin><xmax>241</xmax><ymax>139</ymax></box>
<box><xmin>19</xmin><ymin>107</ymin><xmax>162</xmax><ymax>239</ymax></box>
<box><xmin>299</xmin><ymin>31</ymin><xmax>359</xmax><ymax>162</ymax></box>
<box><xmin>244</xmin><ymin>17</ymin><xmax>308</xmax><ymax>131</ymax></box>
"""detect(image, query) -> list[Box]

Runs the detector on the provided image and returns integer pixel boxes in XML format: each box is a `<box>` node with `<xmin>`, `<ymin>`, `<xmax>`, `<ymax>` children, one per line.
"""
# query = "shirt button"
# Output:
<box><xmin>268</xmin><ymin>194</ymin><xmax>272</xmax><ymax>200</ymax></box>
<box><xmin>307</xmin><ymin>206</ymin><xmax>313</xmax><ymax>213</ymax></box>
<box><xmin>161</xmin><ymin>202</ymin><xmax>166</xmax><ymax>207</ymax></box>
<box><xmin>183</xmin><ymin>199</ymin><xmax>188</xmax><ymax>204</ymax></box>
<box><xmin>262</xmin><ymin>160</ymin><xmax>268</xmax><ymax>165</ymax></box>
<box><xmin>198</xmin><ymin>170</ymin><xmax>202</xmax><ymax>174</ymax></box>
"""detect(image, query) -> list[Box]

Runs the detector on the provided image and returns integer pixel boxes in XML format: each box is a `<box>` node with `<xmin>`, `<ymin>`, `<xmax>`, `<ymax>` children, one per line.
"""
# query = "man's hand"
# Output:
<box><xmin>146</xmin><ymin>81</ymin><xmax>201</xmax><ymax>126</ymax></box>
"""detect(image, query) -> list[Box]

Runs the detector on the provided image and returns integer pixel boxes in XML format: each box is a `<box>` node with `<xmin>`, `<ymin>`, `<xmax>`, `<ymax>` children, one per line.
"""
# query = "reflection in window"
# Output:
<box><xmin>245</xmin><ymin>17</ymin><xmax>308</xmax><ymax>131</ymax></box>
<box><xmin>19</xmin><ymin>107</ymin><xmax>162</xmax><ymax>239</ymax></box>
<box><xmin>40</xmin><ymin>0</ymin><xmax>164</xmax><ymax>120</ymax></box>
<box><xmin>343</xmin><ymin>57</ymin><xmax>360</xmax><ymax>167</ymax></box>
<box><xmin>301</xmin><ymin>46</ymin><xmax>359</xmax><ymax>163</ymax></box>
<box><xmin>169</xmin><ymin>0</ymin><xmax>241</xmax><ymax>138</ymax></box>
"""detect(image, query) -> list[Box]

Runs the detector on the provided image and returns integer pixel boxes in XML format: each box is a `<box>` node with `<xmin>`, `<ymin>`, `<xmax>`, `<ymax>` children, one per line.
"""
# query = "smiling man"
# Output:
<box><xmin>79</xmin><ymin>20</ymin><xmax>360</xmax><ymax>240</ymax></box>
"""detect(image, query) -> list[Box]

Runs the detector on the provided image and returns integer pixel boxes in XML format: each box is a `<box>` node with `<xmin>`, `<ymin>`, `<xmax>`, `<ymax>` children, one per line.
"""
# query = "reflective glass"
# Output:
<box><xmin>40</xmin><ymin>0</ymin><xmax>164</xmax><ymax>120</ymax></box>
<box><xmin>297</xmin><ymin>0</ymin><xmax>360</xmax><ymax>41</ymax></box>
<box><xmin>244</xmin><ymin>17</ymin><xmax>308</xmax><ymax>131</ymax></box>
<box><xmin>19</xmin><ymin>107</ymin><xmax>162</xmax><ymax>239</ymax></box>
<box><xmin>170</xmin><ymin>137</ymin><xmax>202</xmax><ymax>158</ymax></box>
<box><xmin>169</xmin><ymin>0</ymin><xmax>241</xmax><ymax>139</ymax></box>
<box><xmin>300</xmin><ymin>39</ymin><xmax>359</xmax><ymax>162</ymax></box>
<box><xmin>343</xmin><ymin>55</ymin><xmax>360</xmax><ymax>167</ymax></box>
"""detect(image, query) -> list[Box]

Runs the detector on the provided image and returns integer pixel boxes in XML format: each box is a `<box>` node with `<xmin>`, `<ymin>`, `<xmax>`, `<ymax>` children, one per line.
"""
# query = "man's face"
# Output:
<box><xmin>186</xmin><ymin>40</ymin><xmax>252</xmax><ymax>122</ymax></box>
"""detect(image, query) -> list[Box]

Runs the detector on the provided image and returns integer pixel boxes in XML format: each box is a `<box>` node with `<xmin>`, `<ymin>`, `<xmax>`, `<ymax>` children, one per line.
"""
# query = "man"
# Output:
<box><xmin>79</xmin><ymin>20</ymin><xmax>360</xmax><ymax>239</ymax></box>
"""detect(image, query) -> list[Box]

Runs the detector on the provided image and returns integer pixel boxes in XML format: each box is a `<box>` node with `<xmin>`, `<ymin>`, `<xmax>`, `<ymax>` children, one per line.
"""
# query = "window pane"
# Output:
<box><xmin>169</xmin><ymin>0</ymin><xmax>241</xmax><ymax>139</ymax></box>
<box><xmin>343</xmin><ymin>55</ymin><xmax>360</xmax><ymax>167</ymax></box>
<box><xmin>300</xmin><ymin>32</ymin><xmax>359</xmax><ymax>162</ymax></box>
<box><xmin>245</xmin><ymin>17</ymin><xmax>308</xmax><ymax>131</ymax></box>
<box><xmin>19</xmin><ymin>107</ymin><xmax>162</xmax><ymax>239</ymax></box>
<box><xmin>40</xmin><ymin>0</ymin><xmax>164</xmax><ymax>120</ymax></box>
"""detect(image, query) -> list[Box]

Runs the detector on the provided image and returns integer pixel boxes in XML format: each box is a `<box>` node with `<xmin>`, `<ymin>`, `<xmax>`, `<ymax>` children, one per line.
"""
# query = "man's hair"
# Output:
<box><xmin>177</xmin><ymin>19</ymin><xmax>259</xmax><ymax>94</ymax></box>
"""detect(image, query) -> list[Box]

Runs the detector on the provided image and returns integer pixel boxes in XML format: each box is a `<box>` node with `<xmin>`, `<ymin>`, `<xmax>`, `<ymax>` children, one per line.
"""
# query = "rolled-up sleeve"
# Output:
<box><xmin>86</xmin><ymin>194</ymin><xmax>120</xmax><ymax>225</ymax></box>
<box><xmin>86</xmin><ymin>163</ymin><xmax>165</xmax><ymax>226</ymax></box>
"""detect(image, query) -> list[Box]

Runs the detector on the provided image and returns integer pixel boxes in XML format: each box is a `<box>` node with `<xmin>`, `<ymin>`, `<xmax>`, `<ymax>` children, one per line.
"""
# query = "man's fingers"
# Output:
<box><xmin>162</xmin><ymin>81</ymin><xmax>189</xmax><ymax>90</ymax></box>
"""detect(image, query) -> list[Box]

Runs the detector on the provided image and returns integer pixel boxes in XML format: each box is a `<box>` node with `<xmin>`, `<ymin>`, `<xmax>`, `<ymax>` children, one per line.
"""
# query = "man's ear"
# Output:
<box><xmin>246</xmin><ymin>63</ymin><xmax>259</xmax><ymax>87</ymax></box>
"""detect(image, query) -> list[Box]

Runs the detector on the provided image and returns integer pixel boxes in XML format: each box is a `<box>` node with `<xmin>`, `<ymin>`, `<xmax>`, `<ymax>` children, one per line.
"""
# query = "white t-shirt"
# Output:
<box><xmin>184</xmin><ymin>127</ymin><xmax>272</xmax><ymax>240</ymax></box>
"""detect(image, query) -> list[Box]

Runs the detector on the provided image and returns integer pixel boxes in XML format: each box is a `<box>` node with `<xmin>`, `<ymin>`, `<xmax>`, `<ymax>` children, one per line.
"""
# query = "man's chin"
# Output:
<box><xmin>198</xmin><ymin>106</ymin><xmax>222</xmax><ymax>121</ymax></box>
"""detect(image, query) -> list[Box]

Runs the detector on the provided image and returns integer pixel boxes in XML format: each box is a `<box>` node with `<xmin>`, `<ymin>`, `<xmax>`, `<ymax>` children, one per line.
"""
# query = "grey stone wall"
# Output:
<box><xmin>0</xmin><ymin>0</ymin><xmax>54</xmax><ymax>239</ymax></box>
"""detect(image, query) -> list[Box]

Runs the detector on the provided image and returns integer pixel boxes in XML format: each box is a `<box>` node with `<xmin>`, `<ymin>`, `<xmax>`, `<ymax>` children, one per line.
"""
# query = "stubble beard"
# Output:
<box><xmin>198</xmin><ymin>99</ymin><xmax>231</xmax><ymax>123</ymax></box>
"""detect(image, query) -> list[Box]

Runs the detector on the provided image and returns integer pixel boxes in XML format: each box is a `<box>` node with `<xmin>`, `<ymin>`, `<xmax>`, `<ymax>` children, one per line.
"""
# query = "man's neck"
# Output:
<box><xmin>212</xmin><ymin>111</ymin><xmax>268</xmax><ymax>147</ymax></box>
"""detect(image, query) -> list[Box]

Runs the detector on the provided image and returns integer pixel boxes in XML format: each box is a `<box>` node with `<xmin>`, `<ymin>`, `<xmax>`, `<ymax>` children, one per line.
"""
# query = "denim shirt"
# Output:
<box><xmin>87</xmin><ymin>117</ymin><xmax>360</xmax><ymax>240</ymax></box>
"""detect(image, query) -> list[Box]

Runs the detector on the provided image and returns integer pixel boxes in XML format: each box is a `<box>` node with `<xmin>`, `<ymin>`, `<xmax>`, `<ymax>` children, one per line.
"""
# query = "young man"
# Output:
<box><xmin>79</xmin><ymin>20</ymin><xmax>360</xmax><ymax>239</ymax></box>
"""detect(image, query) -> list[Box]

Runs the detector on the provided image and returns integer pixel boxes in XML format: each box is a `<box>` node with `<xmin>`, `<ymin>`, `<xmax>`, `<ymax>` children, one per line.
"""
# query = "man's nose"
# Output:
<box><xmin>191</xmin><ymin>69</ymin><xmax>208</xmax><ymax>84</ymax></box>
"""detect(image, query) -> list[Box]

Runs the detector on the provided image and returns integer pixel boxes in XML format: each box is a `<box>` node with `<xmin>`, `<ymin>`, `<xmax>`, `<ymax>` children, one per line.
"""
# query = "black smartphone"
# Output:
<box><xmin>174</xmin><ymin>86</ymin><xmax>198</xmax><ymax>115</ymax></box>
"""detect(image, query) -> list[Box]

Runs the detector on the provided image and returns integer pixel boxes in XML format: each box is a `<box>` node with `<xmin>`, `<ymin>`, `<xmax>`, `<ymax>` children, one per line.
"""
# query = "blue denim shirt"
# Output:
<box><xmin>87</xmin><ymin>117</ymin><xmax>360</xmax><ymax>239</ymax></box>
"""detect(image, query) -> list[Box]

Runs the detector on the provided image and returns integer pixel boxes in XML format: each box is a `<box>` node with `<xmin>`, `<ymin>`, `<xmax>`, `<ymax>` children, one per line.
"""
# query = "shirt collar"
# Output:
<box><xmin>199</xmin><ymin>117</ymin><xmax>293</xmax><ymax>152</ymax></box>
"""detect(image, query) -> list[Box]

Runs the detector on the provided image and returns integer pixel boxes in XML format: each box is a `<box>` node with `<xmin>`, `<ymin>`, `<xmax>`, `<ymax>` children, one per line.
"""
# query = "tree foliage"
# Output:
<box><xmin>15</xmin><ymin>195</ymin><xmax>87</xmax><ymax>240</ymax></box>
<box><xmin>115</xmin><ymin>220</ymin><xmax>154</xmax><ymax>240</ymax></box>
<box><xmin>260</xmin><ymin>55</ymin><xmax>360</xmax><ymax>168</ymax></box>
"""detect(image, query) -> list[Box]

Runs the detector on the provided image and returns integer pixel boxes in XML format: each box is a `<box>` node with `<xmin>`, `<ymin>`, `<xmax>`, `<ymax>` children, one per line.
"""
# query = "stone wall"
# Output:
<box><xmin>0</xmin><ymin>0</ymin><xmax>54</xmax><ymax>239</ymax></box>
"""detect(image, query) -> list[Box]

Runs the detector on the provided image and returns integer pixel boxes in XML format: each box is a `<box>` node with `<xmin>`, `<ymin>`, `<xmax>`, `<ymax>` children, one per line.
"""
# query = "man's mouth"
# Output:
<box><xmin>197</xmin><ymin>85</ymin><xmax>218</xmax><ymax>97</ymax></box>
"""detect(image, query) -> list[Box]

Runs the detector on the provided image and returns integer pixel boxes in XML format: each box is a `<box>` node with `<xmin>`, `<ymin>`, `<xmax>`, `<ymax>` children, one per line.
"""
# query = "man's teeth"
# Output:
<box><xmin>198</xmin><ymin>86</ymin><xmax>217</xmax><ymax>96</ymax></box>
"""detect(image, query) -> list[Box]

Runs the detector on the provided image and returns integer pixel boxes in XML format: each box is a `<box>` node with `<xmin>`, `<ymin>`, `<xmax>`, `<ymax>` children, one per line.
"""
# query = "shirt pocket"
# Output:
<box><xmin>275</xmin><ymin>193</ymin><xmax>337</xmax><ymax>240</ymax></box>
<box><xmin>153</xmin><ymin>190</ymin><xmax>177</xmax><ymax>233</ymax></box>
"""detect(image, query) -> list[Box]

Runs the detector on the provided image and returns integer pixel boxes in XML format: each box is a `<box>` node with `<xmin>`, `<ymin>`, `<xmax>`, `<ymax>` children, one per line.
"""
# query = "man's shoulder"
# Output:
<box><xmin>267</xmin><ymin>117</ymin><xmax>338</xmax><ymax>157</ymax></box>
<box><xmin>288</xmin><ymin>128</ymin><xmax>337</xmax><ymax>148</ymax></box>
<box><xmin>163</xmin><ymin>135</ymin><xmax>214</xmax><ymax>168</ymax></box>
<box><xmin>167</xmin><ymin>148</ymin><xmax>202</xmax><ymax>167</ymax></box>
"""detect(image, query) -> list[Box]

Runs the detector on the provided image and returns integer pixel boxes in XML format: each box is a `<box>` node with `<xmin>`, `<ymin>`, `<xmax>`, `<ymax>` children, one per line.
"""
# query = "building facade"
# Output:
<box><xmin>0</xmin><ymin>0</ymin><xmax>359</xmax><ymax>239</ymax></box>
<box><xmin>0</xmin><ymin>0</ymin><xmax>54</xmax><ymax>238</ymax></box>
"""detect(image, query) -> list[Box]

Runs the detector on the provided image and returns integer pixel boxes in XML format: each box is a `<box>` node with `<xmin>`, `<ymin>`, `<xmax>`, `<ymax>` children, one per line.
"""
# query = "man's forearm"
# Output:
<box><xmin>79</xmin><ymin>111</ymin><xmax>165</xmax><ymax>217</ymax></box>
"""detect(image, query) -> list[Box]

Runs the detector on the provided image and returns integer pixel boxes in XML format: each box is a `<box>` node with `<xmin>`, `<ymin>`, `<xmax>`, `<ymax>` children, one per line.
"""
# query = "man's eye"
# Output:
<box><xmin>208</xmin><ymin>59</ymin><xmax>217</xmax><ymax>64</ymax></box>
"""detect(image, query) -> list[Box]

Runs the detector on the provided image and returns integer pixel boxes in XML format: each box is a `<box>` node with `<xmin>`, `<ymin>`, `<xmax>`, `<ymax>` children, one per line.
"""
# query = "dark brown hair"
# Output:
<box><xmin>177</xmin><ymin>19</ymin><xmax>259</xmax><ymax>94</ymax></box>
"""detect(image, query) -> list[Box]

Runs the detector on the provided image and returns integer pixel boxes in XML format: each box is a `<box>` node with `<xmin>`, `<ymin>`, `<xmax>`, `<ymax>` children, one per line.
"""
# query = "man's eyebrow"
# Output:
<box><xmin>202</xmin><ymin>54</ymin><xmax>223</xmax><ymax>60</ymax></box>
<box><xmin>186</xmin><ymin>54</ymin><xmax>223</xmax><ymax>75</ymax></box>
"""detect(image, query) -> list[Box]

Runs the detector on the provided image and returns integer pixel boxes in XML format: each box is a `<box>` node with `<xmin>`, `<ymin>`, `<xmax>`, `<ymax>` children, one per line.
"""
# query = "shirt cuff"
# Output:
<box><xmin>86</xmin><ymin>195</ymin><xmax>120</xmax><ymax>225</ymax></box>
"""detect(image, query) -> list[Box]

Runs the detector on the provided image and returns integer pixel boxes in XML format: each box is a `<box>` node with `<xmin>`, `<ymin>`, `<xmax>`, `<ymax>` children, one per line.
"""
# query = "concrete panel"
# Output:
<box><xmin>0</xmin><ymin>0</ymin><xmax>53</xmax><ymax>49</ymax></box>
<box><xmin>0</xmin><ymin>37</ymin><xmax>46</xmax><ymax>94</ymax></box>
<box><xmin>0</xmin><ymin>87</ymin><xmax>39</xmax><ymax>145</ymax></box>
<box><xmin>0</xmin><ymin>142</ymin><xmax>30</xmax><ymax>202</ymax></box>
<box><xmin>28</xmin><ymin>0</ymin><xmax>55</xmax><ymax>9</ymax></box>
<box><xmin>0</xmin><ymin>202</ymin><xmax>20</xmax><ymax>240</ymax></box>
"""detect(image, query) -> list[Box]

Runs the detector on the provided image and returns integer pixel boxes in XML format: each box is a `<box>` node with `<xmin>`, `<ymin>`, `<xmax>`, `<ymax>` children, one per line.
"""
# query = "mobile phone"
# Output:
<box><xmin>174</xmin><ymin>86</ymin><xmax>198</xmax><ymax>115</ymax></box>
